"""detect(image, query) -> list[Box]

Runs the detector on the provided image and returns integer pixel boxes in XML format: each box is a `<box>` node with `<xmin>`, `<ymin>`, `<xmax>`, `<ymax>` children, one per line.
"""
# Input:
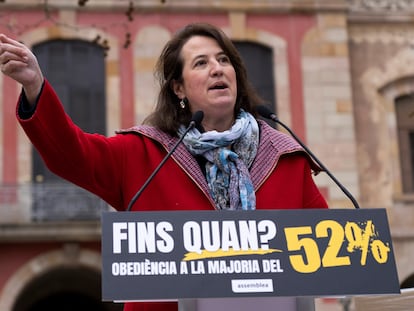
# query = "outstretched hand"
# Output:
<box><xmin>0</xmin><ymin>34</ymin><xmax>44</xmax><ymax>104</ymax></box>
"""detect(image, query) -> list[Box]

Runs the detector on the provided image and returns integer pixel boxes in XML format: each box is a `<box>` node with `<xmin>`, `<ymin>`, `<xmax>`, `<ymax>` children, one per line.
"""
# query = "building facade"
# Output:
<box><xmin>0</xmin><ymin>0</ymin><xmax>413</xmax><ymax>310</ymax></box>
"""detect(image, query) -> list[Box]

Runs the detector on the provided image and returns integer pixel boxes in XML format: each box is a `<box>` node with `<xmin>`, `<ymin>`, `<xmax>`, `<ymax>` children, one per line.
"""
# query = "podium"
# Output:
<box><xmin>354</xmin><ymin>288</ymin><xmax>414</xmax><ymax>310</ymax></box>
<box><xmin>101</xmin><ymin>209</ymin><xmax>400</xmax><ymax>305</ymax></box>
<box><xmin>179</xmin><ymin>297</ymin><xmax>314</xmax><ymax>311</ymax></box>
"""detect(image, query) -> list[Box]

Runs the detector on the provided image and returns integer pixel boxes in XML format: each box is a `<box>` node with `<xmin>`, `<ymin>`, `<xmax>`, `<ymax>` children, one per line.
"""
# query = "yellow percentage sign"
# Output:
<box><xmin>344</xmin><ymin>220</ymin><xmax>390</xmax><ymax>265</ymax></box>
<box><xmin>370</xmin><ymin>239</ymin><xmax>390</xmax><ymax>264</ymax></box>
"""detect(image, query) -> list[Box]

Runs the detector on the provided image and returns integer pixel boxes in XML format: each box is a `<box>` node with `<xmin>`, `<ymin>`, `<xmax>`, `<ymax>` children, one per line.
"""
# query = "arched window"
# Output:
<box><xmin>395</xmin><ymin>94</ymin><xmax>414</xmax><ymax>194</ymax></box>
<box><xmin>31</xmin><ymin>39</ymin><xmax>107</xmax><ymax>221</ymax></box>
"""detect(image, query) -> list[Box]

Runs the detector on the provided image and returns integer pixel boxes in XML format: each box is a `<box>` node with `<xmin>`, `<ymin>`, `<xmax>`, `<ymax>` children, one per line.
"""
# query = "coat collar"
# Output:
<box><xmin>116</xmin><ymin>120</ymin><xmax>315</xmax><ymax>193</ymax></box>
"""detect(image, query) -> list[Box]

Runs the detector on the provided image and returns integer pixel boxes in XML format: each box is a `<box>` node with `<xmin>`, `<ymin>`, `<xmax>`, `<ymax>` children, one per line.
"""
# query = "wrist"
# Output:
<box><xmin>23</xmin><ymin>75</ymin><xmax>44</xmax><ymax>105</ymax></box>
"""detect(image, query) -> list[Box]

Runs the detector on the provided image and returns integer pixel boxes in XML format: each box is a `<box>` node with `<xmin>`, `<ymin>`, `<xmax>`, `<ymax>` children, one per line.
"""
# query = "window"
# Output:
<box><xmin>233</xmin><ymin>41</ymin><xmax>276</xmax><ymax>114</ymax></box>
<box><xmin>396</xmin><ymin>94</ymin><xmax>414</xmax><ymax>193</ymax></box>
<box><xmin>31</xmin><ymin>39</ymin><xmax>107</xmax><ymax>221</ymax></box>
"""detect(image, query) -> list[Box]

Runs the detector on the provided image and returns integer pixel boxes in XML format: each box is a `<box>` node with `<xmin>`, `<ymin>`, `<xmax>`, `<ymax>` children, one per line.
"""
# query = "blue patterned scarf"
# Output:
<box><xmin>179</xmin><ymin>110</ymin><xmax>259</xmax><ymax>210</ymax></box>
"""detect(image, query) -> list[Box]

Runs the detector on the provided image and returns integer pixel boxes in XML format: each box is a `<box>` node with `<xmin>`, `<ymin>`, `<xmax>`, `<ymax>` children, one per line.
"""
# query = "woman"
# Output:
<box><xmin>0</xmin><ymin>23</ymin><xmax>327</xmax><ymax>311</ymax></box>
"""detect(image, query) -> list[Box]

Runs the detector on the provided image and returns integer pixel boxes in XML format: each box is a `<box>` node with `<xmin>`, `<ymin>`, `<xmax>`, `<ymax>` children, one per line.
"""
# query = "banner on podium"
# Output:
<box><xmin>101</xmin><ymin>208</ymin><xmax>400</xmax><ymax>301</ymax></box>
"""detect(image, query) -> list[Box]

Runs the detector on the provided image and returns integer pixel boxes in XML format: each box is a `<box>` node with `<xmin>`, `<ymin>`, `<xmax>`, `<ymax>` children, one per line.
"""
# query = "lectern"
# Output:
<box><xmin>179</xmin><ymin>297</ymin><xmax>314</xmax><ymax>311</ymax></box>
<box><xmin>101</xmin><ymin>209</ymin><xmax>400</xmax><ymax>305</ymax></box>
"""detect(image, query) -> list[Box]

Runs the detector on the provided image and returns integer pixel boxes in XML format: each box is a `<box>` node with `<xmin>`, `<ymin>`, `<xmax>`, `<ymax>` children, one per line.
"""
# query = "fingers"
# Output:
<box><xmin>0</xmin><ymin>34</ymin><xmax>28</xmax><ymax>61</ymax></box>
<box><xmin>0</xmin><ymin>52</ymin><xmax>29</xmax><ymax>76</ymax></box>
<box><xmin>1</xmin><ymin>59</ymin><xmax>28</xmax><ymax>76</ymax></box>
<box><xmin>0</xmin><ymin>34</ymin><xmax>29</xmax><ymax>75</ymax></box>
<box><xmin>0</xmin><ymin>34</ymin><xmax>26</xmax><ymax>49</ymax></box>
<box><xmin>0</xmin><ymin>34</ymin><xmax>44</xmax><ymax>98</ymax></box>
<box><xmin>0</xmin><ymin>49</ymin><xmax>28</xmax><ymax>66</ymax></box>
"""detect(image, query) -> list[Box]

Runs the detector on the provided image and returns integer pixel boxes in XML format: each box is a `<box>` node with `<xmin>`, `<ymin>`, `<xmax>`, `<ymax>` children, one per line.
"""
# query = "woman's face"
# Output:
<box><xmin>173</xmin><ymin>35</ymin><xmax>237</xmax><ymax>132</ymax></box>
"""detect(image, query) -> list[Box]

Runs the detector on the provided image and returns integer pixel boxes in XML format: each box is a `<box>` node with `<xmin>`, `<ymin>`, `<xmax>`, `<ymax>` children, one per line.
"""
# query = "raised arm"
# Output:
<box><xmin>0</xmin><ymin>34</ymin><xmax>44</xmax><ymax>104</ymax></box>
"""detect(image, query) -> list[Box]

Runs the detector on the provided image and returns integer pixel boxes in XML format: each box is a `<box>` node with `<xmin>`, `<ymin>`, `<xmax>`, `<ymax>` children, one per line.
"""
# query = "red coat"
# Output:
<box><xmin>18</xmin><ymin>80</ymin><xmax>328</xmax><ymax>311</ymax></box>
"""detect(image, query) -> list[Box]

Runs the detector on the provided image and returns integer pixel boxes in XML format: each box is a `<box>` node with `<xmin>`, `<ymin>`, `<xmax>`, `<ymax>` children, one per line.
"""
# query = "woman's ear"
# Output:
<box><xmin>172</xmin><ymin>79</ymin><xmax>184</xmax><ymax>99</ymax></box>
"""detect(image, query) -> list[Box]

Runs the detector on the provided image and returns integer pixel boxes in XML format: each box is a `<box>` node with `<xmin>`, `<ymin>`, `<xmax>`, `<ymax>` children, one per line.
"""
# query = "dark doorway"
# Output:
<box><xmin>12</xmin><ymin>266</ymin><xmax>123</xmax><ymax>311</ymax></box>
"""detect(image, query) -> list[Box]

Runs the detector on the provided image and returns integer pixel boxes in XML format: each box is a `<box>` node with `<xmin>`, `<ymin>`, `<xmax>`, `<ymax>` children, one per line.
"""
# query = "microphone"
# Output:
<box><xmin>126</xmin><ymin>110</ymin><xmax>204</xmax><ymax>211</ymax></box>
<box><xmin>256</xmin><ymin>105</ymin><xmax>360</xmax><ymax>209</ymax></box>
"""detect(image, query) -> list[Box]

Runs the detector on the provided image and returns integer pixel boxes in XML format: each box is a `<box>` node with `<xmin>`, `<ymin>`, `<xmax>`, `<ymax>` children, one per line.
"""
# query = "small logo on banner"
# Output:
<box><xmin>231</xmin><ymin>279</ymin><xmax>274</xmax><ymax>293</ymax></box>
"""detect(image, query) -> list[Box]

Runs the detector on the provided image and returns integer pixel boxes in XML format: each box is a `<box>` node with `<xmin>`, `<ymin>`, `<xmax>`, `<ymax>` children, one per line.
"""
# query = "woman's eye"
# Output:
<box><xmin>219</xmin><ymin>56</ymin><xmax>230</xmax><ymax>63</ymax></box>
<box><xmin>194</xmin><ymin>59</ymin><xmax>207</xmax><ymax>67</ymax></box>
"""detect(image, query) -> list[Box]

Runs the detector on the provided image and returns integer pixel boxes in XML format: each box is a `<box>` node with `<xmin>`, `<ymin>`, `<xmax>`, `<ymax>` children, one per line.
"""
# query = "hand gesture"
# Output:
<box><xmin>0</xmin><ymin>34</ymin><xmax>44</xmax><ymax>104</ymax></box>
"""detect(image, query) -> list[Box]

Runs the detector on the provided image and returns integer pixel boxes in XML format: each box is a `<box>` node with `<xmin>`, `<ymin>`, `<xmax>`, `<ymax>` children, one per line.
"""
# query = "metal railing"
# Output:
<box><xmin>0</xmin><ymin>183</ymin><xmax>110</xmax><ymax>223</ymax></box>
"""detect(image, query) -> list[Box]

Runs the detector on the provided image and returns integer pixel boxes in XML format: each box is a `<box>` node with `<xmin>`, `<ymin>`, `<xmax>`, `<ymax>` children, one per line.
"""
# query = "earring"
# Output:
<box><xmin>179</xmin><ymin>98</ymin><xmax>186</xmax><ymax>109</ymax></box>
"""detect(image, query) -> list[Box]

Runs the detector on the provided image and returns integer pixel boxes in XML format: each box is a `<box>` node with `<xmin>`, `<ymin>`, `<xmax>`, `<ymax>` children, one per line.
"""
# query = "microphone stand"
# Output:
<box><xmin>257</xmin><ymin>105</ymin><xmax>360</xmax><ymax>209</ymax></box>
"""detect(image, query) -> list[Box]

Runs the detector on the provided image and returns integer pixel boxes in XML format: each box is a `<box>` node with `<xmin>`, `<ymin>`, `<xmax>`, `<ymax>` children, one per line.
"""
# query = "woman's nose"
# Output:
<box><xmin>210</xmin><ymin>60</ymin><xmax>224</xmax><ymax>76</ymax></box>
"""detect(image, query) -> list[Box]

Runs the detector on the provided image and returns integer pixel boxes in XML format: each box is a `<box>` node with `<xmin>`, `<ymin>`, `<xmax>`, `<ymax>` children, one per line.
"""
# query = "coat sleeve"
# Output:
<box><xmin>17</xmin><ymin>79</ymin><xmax>128</xmax><ymax>209</ymax></box>
<box><xmin>301</xmin><ymin>157</ymin><xmax>329</xmax><ymax>209</ymax></box>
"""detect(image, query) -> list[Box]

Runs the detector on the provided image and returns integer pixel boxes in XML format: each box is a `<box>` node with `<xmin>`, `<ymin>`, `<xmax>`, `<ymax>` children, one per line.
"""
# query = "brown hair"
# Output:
<box><xmin>144</xmin><ymin>23</ymin><xmax>264</xmax><ymax>135</ymax></box>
